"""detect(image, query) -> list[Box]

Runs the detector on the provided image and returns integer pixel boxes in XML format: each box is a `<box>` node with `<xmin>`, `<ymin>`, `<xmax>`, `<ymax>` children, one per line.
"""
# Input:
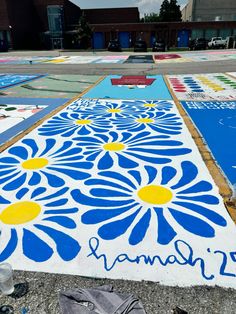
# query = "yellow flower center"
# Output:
<box><xmin>136</xmin><ymin>118</ymin><xmax>154</xmax><ymax>124</ymax></box>
<box><xmin>143</xmin><ymin>103</ymin><xmax>156</xmax><ymax>108</ymax></box>
<box><xmin>103</xmin><ymin>142</ymin><xmax>125</xmax><ymax>151</ymax></box>
<box><xmin>22</xmin><ymin>158</ymin><xmax>48</xmax><ymax>170</ymax></box>
<box><xmin>0</xmin><ymin>201</ymin><xmax>41</xmax><ymax>225</ymax></box>
<box><xmin>107</xmin><ymin>109</ymin><xmax>121</xmax><ymax>113</ymax></box>
<box><xmin>138</xmin><ymin>185</ymin><xmax>173</xmax><ymax>205</ymax></box>
<box><xmin>75</xmin><ymin>119</ymin><xmax>92</xmax><ymax>125</ymax></box>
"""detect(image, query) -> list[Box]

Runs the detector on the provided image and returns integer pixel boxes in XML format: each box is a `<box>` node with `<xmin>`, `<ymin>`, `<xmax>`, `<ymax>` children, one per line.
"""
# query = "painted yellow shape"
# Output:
<box><xmin>0</xmin><ymin>201</ymin><xmax>41</xmax><ymax>225</ymax></box>
<box><xmin>138</xmin><ymin>185</ymin><xmax>173</xmax><ymax>205</ymax></box>
<box><xmin>22</xmin><ymin>158</ymin><xmax>48</xmax><ymax>170</ymax></box>
<box><xmin>107</xmin><ymin>109</ymin><xmax>122</xmax><ymax>113</ymax></box>
<box><xmin>49</xmin><ymin>59</ymin><xmax>66</xmax><ymax>63</ymax></box>
<box><xmin>75</xmin><ymin>119</ymin><xmax>92</xmax><ymax>125</ymax></box>
<box><xmin>143</xmin><ymin>103</ymin><xmax>156</xmax><ymax>108</ymax></box>
<box><xmin>103</xmin><ymin>142</ymin><xmax>125</xmax><ymax>151</ymax></box>
<box><xmin>136</xmin><ymin>118</ymin><xmax>154</xmax><ymax>124</ymax></box>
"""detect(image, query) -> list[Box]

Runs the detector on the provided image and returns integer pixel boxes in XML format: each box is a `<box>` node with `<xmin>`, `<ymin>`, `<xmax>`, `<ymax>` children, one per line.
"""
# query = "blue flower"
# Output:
<box><xmin>73</xmin><ymin>131</ymin><xmax>191</xmax><ymax>170</ymax></box>
<box><xmin>0</xmin><ymin>138</ymin><xmax>92</xmax><ymax>191</ymax></box>
<box><xmin>71</xmin><ymin>161</ymin><xmax>226</xmax><ymax>245</ymax></box>
<box><xmin>67</xmin><ymin>99</ymin><xmax>143</xmax><ymax>118</ymax></box>
<box><xmin>111</xmin><ymin>111</ymin><xmax>183</xmax><ymax>135</ymax></box>
<box><xmin>38</xmin><ymin>112</ymin><xmax>111</xmax><ymax>137</ymax></box>
<box><xmin>0</xmin><ymin>187</ymin><xmax>80</xmax><ymax>262</ymax></box>
<box><xmin>121</xmin><ymin>100</ymin><xmax>173</xmax><ymax>112</ymax></box>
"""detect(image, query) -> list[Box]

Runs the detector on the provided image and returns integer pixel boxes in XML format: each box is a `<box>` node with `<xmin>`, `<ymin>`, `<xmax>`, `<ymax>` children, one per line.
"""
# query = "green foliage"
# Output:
<box><xmin>159</xmin><ymin>0</ymin><xmax>182</xmax><ymax>22</ymax></box>
<box><xmin>75</xmin><ymin>12</ymin><xmax>93</xmax><ymax>49</ymax></box>
<box><xmin>140</xmin><ymin>12</ymin><xmax>160</xmax><ymax>22</ymax></box>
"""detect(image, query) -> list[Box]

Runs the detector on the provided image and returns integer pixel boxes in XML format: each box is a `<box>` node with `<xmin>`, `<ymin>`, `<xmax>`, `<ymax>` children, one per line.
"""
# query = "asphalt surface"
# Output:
<box><xmin>0</xmin><ymin>50</ymin><xmax>236</xmax><ymax>314</ymax></box>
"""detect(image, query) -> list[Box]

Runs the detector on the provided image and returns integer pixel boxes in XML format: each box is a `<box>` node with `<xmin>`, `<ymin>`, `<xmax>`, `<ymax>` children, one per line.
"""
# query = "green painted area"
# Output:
<box><xmin>0</xmin><ymin>75</ymin><xmax>101</xmax><ymax>98</ymax></box>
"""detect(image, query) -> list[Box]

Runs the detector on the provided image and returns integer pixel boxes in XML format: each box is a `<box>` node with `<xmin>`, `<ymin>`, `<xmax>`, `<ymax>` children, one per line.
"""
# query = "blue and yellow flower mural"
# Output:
<box><xmin>0</xmin><ymin>138</ymin><xmax>92</xmax><ymax>191</ymax></box>
<box><xmin>73</xmin><ymin>131</ymin><xmax>191</xmax><ymax>169</ymax></box>
<box><xmin>0</xmin><ymin>187</ymin><xmax>80</xmax><ymax>262</ymax></box>
<box><xmin>121</xmin><ymin>100</ymin><xmax>173</xmax><ymax>112</ymax></box>
<box><xmin>38</xmin><ymin>112</ymin><xmax>111</xmax><ymax>136</ymax></box>
<box><xmin>72</xmin><ymin>161</ymin><xmax>226</xmax><ymax>245</ymax></box>
<box><xmin>111</xmin><ymin>111</ymin><xmax>183</xmax><ymax>135</ymax></box>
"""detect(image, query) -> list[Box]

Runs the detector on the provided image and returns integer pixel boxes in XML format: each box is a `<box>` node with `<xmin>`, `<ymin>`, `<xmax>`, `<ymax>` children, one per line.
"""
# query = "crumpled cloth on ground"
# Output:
<box><xmin>59</xmin><ymin>284</ymin><xmax>146</xmax><ymax>314</ymax></box>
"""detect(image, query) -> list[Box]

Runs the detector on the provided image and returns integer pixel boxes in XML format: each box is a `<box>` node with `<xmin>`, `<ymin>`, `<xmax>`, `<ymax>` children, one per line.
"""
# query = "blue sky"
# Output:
<box><xmin>70</xmin><ymin>0</ymin><xmax>187</xmax><ymax>16</ymax></box>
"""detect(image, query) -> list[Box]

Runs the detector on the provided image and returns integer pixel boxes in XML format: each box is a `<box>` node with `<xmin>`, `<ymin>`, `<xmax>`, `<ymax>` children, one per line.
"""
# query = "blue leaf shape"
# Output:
<box><xmin>98</xmin><ymin>152</ymin><xmax>113</xmax><ymax>170</ymax></box>
<box><xmin>43</xmin><ymin>216</ymin><xmax>76</xmax><ymax>229</ymax></box>
<box><xmin>117</xmin><ymin>154</ymin><xmax>138</xmax><ymax>169</ymax></box>
<box><xmin>8</xmin><ymin>146</ymin><xmax>28</xmax><ymax>160</ymax></box>
<box><xmin>85</xmin><ymin>178</ymin><xmax>132</xmax><ymax>193</ymax></box>
<box><xmin>45</xmin><ymin>207</ymin><xmax>78</xmax><ymax>215</ymax></box>
<box><xmin>44</xmin><ymin>198</ymin><xmax>68</xmax><ymax>207</ymax></box>
<box><xmin>35</xmin><ymin>224</ymin><xmax>81</xmax><ymax>261</ymax></box>
<box><xmin>16</xmin><ymin>187</ymin><xmax>29</xmax><ymax>199</ymax></box>
<box><xmin>99</xmin><ymin>171</ymin><xmax>137</xmax><ymax>190</ymax></box>
<box><xmin>52</xmin><ymin>148</ymin><xmax>82</xmax><ymax>159</ymax></box>
<box><xmin>0</xmin><ymin>195</ymin><xmax>10</xmax><ymax>204</ymax></box>
<box><xmin>47</xmin><ymin>166</ymin><xmax>90</xmax><ymax>180</ymax></box>
<box><xmin>161</xmin><ymin>166</ymin><xmax>177</xmax><ymax>185</ymax></box>
<box><xmin>169</xmin><ymin>207</ymin><xmax>215</xmax><ymax>238</ymax></box>
<box><xmin>129</xmin><ymin>209</ymin><xmax>151</xmax><ymax>245</ymax></box>
<box><xmin>29</xmin><ymin>172</ymin><xmax>41</xmax><ymax>186</ymax></box>
<box><xmin>154</xmin><ymin>207</ymin><xmax>177</xmax><ymax>245</ymax></box>
<box><xmin>145</xmin><ymin>166</ymin><xmax>157</xmax><ymax>184</ymax></box>
<box><xmin>173</xmin><ymin>201</ymin><xmax>227</xmax><ymax>226</ymax></box>
<box><xmin>48</xmin><ymin>141</ymin><xmax>72</xmax><ymax>157</ymax></box>
<box><xmin>128</xmin><ymin>170</ymin><xmax>142</xmax><ymax>185</ymax></box>
<box><xmin>171</xmin><ymin>161</ymin><xmax>198</xmax><ymax>190</ymax></box>
<box><xmin>36</xmin><ymin>187</ymin><xmax>68</xmax><ymax>201</ymax></box>
<box><xmin>71</xmin><ymin>189</ymin><xmax>134</xmax><ymax>207</ymax></box>
<box><xmin>41</xmin><ymin>170</ymin><xmax>65</xmax><ymax>187</ymax></box>
<box><xmin>176</xmin><ymin>195</ymin><xmax>219</xmax><ymax>205</ymax></box>
<box><xmin>98</xmin><ymin>208</ymin><xmax>141</xmax><ymax>240</ymax></box>
<box><xmin>0</xmin><ymin>229</ymin><xmax>18</xmax><ymax>262</ymax></box>
<box><xmin>39</xmin><ymin>139</ymin><xmax>55</xmax><ymax>156</ymax></box>
<box><xmin>31</xmin><ymin>187</ymin><xmax>47</xmax><ymax>199</ymax></box>
<box><xmin>22</xmin><ymin>229</ymin><xmax>53</xmax><ymax>262</ymax></box>
<box><xmin>3</xmin><ymin>173</ymin><xmax>27</xmax><ymax>191</ymax></box>
<box><xmin>22</xmin><ymin>139</ymin><xmax>39</xmax><ymax>157</ymax></box>
<box><xmin>0</xmin><ymin>157</ymin><xmax>19</xmax><ymax>164</ymax></box>
<box><xmin>90</xmin><ymin>188</ymin><xmax>130</xmax><ymax>198</ymax></box>
<box><xmin>177</xmin><ymin>181</ymin><xmax>213</xmax><ymax>194</ymax></box>
<box><xmin>126</xmin><ymin>152</ymin><xmax>171</xmax><ymax>164</ymax></box>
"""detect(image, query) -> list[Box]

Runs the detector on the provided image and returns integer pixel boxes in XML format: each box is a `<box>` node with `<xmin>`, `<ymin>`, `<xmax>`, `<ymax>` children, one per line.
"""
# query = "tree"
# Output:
<box><xmin>141</xmin><ymin>13</ymin><xmax>160</xmax><ymax>23</ymax></box>
<box><xmin>159</xmin><ymin>0</ymin><xmax>182</xmax><ymax>22</ymax></box>
<box><xmin>75</xmin><ymin>12</ymin><xmax>93</xmax><ymax>49</ymax></box>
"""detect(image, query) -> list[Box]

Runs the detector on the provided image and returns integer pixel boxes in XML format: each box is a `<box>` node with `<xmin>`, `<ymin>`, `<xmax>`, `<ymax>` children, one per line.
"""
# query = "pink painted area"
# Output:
<box><xmin>154</xmin><ymin>54</ymin><xmax>181</xmax><ymax>60</ymax></box>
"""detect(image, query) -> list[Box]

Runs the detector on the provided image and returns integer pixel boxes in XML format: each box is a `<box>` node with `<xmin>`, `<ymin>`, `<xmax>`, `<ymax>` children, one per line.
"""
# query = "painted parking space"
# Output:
<box><xmin>0</xmin><ymin>75</ymin><xmax>101</xmax><ymax>98</ymax></box>
<box><xmin>0</xmin><ymin>94</ymin><xmax>236</xmax><ymax>287</ymax></box>
<box><xmin>0</xmin><ymin>99</ymin><xmax>69</xmax><ymax>147</ymax></box>
<box><xmin>181</xmin><ymin>100</ymin><xmax>236</xmax><ymax>187</ymax></box>
<box><xmin>0</xmin><ymin>74</ymin><xmax>45</xmax><ymax>90</ymax></box>
<box><xmin>124</xmin><ymin>55</ymin><xmax>154</xmax><ymax>63</ymax></box>
<box><xmin>167</xmin><ymin>73</ymin><xmax>236</xmax><ymax>101</ymax></box>
<box><xmin>82</xmin><ymin>75</ymin><xmax>172</xmax><ymax>100</ymax></box>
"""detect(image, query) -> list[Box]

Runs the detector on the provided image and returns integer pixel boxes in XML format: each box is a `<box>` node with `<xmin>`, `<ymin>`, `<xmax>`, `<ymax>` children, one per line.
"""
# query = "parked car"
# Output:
<box><xmin>134</xmin><ymin>40</ymin><xmax>147</xmax><ymax>52</ymax></box>
<box><xmin>208</xmin><ymin>37</ymin><xmax>226</xmax><ymax>49</ymax></box>
<box><xmin>107</xmin><ymin>39</ymin><xmax>122</xmax><ymax>52</ymax></box>
<box><xmin>152</xmin><ymin>39</ymin><xmax>165</xmax><ymax>52</ymax></box>
<box><xmin>189</xmin><ymin>38</ymin><xmax>207</xmax><ymax>50</ymax></box>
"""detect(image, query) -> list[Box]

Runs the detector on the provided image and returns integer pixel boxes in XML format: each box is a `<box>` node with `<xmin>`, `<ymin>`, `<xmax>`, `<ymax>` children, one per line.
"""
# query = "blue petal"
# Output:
<box><xmin>43</xmin><ymin>216</ymin><xmax>76</xmax><ymax>229</ymax></box>
<box><xmin>53</xmin><ymin>162</ymin><xmax>92</xmax><ymax>169</ymax></box>
<box><xmin>86</xmin><ymin>151</ymin><xmax>101</xmax><ymax>161</ymax></box>
<box><xmin>29</xmin><ymin>172</ymin><xmax>41</xmax><ymax>186</ymax></box>
<box><xmin>49</xmin><ymin>141</ymin><xmax>72</xmax><ymax>157</ymax></box>
<box><xmin>22</xmin><ymin>229</ymin><xmax>53</xmax><ymax>262</ymax></box>
<box><xmin>99</xmin><ymin>171</ymin><xmax>137</xmax><ymax>190</ymax></box>
<box><xmin>3</xmin><ymin>173</ymin><xmax>27</xmax><ymax>191</ymax></box>
<box><xmin>78</xmin><ymin>126</ymin><xmax>90</xmax><ymax>135</ymax></box>
<box><xmin>125</xmin><ymin>152</ymin><xmax>171</xmax><ymax>164</ymax></box>
<box><xmin>169</xmin><ymin>207</ymin><xmax>215</xmax><ymax>237</ymax></box>
<box><xmin>52</xmin><ymin>148</ymin><xmax>82</xmax><ymax>159</ymax></box>
<box><xmin>177</xmin><ymin>181</ymin><xmax>213</xmax><ymax>194</ymax></box>
<box><xmin>0</xmin><ymin>195</ymin><xmax>10</xmax><ymax>204</ymax></box>
<box><xmin>145</xmin><ymin>166</ymin><xmax>157</xmax><ymax>184</ymax></box>
<box><xmin>35</xmin><ymin>225</ymin><xmax>81</xmax><ymax>261</ymax></box>
<box><xmin>8</xmin><ymin>146</ymin><xmax>28</xmax><ymax>160</ymax></box>
<box><xmin>47</xmin><ymin>166</ymin><xmax>91</xmax><ymax>180</ymax></box>
<box><xmin>40</xmin><ymin>171</ymin><xmax>65</xmax><ymax>187</ymax></box>
<box><xmin>85</xmin><ymin>178</ymin><xmax>132</xmax><ymax>193</ymax></box>
<box><xmin>45</xmin><ymin>207</ymin><xmax>78</xmax><ymax>215</ymax></box>
<box><xmin>71</xmin><ymin>189</ymin><xmax>134</xmax><ymax>207</ymax></box>
<box><xmin>39</xmin><ymin>139</ymin><xmax>55</xmax><ymax>156</ymax></box>
<box><xmin>173</xmin><ymin>201</ymin><xmax>227</xmax><ymax>226</ymax></box>
<box><xmin>82</xmin><ymin>204</ymin><xmax>136</xmax><ymax>224</ymax></box>
<box><xmin>176</xmin><ymin>195</ymin><xmax>219</xmax><ymax>205</ymax></box>
<box><xmin>31</xmin><ymin>187</ymin><xmax>47</xmax><ymax>199</ymax></box>
<box><xmin>98</xmin><ymin>152</ymin><xmax>113</xmax><ymax>170</ymax></box>
<box><xmin>0</xmin><ymin>171</ymin><xmax>21</xmax><ymax>185</ymax></box>
<box><xmin>90</xmin><ymin>188</ymin><xmax>130</xmax><ymax>198</ymax></box>
<box><xmin>161</xmin><ymin>166</ymin><xmax>177</xmax><ymax>185</ymax></box>
<box><xmin>154</xmin><ymin>207</ymin><xmax>177</xmax><ymax>245</ymax></box>
<box><xmin>0</xmin><ymin>157</ymin><xmax>19</xmax><ymax>164</ymax></box>
<box><xmin>0</xmin><ymin>169</ymin><xmax>17</xmax><ymax>177</ymax></box>
<box><xmin>117</xmin><ymin>154</ymin><xmax>138</xmax><ymax>169</ymax></box>
<box><xmin>129</xmin><ymin>209</ymin><xmax>151</xmax><ymax>245</ymax></box>
<box><xmin>171</xmin><ymin>161</ymin><xmax>198</xmax><ymax>190</ymax></box>
<box><xmin>0</xmin><ymin>229</ymin><xmax>18</xmax><ymax>262</ymax></box>
<box><xmin>16</xmin><ymin>187</ymin><xmax>29</xmax><ymax>199</ymax></box>
<box><xmin>98</xmin><ymin>208</ymin><xmax>141</xmax><ymax>240</ymax></box>
<box><xmin>36</xmin><ymin>187</ymin><xmax>68</xmax><ymax>201</ymax></box>
<box><xmin>22</xmin><ymin>139</ymin><xmax>39</xmax><ymax>157</ymax></box>
<box><xmin>128</xmin><ymin>170</ymin><xmax>142</xmax><ymax>185</ymax></box>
